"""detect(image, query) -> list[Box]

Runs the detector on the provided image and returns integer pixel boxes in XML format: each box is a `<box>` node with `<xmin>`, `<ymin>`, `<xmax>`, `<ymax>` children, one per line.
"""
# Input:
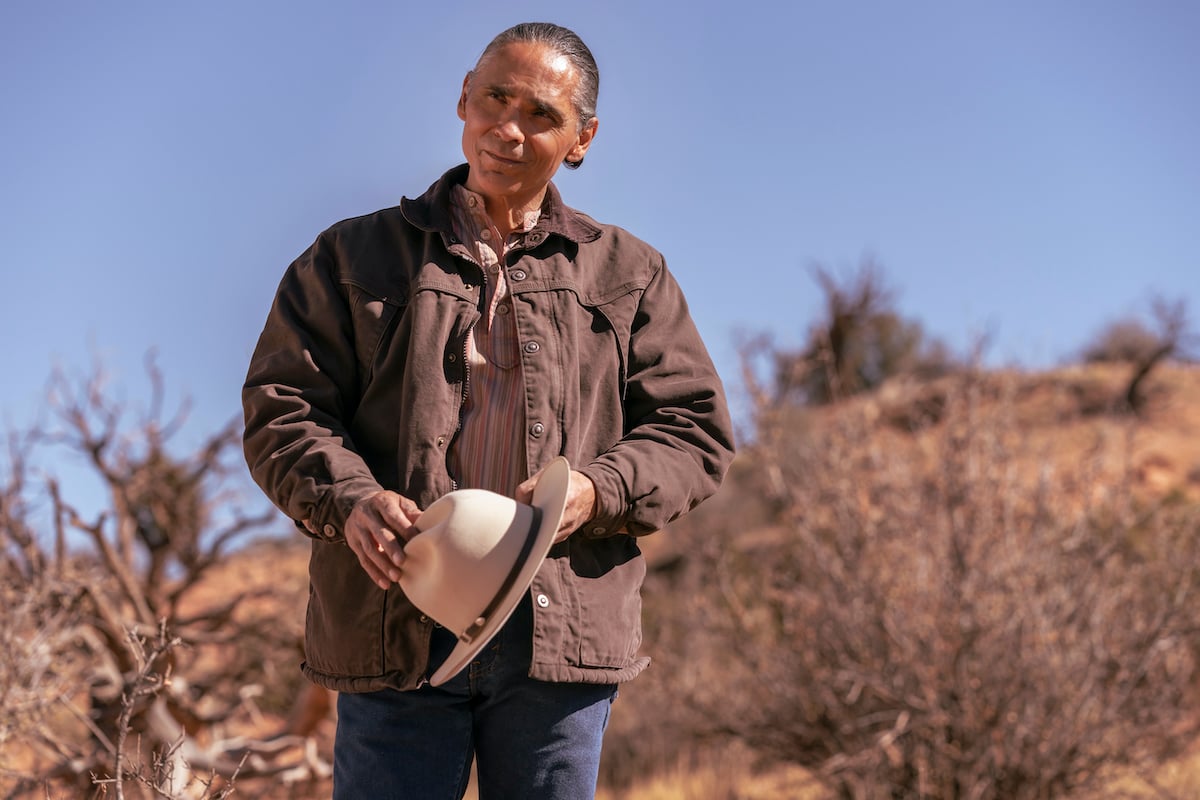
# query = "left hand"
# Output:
<box><xmin>516</xmin><ymin>467</ymin><xmax>597</xmax><ymax>543</ymax></box>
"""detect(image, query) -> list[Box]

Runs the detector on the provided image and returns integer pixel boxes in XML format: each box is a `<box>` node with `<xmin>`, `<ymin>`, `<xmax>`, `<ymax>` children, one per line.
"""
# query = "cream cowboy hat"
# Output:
<box><xmin>401</xmin><ymin>457</ymin><xmax>571</xmax><ymax>686</ymax></box>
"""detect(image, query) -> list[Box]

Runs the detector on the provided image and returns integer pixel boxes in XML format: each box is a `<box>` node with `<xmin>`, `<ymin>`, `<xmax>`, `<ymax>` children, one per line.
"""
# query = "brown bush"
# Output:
<box><xmin>615</xmin><ymin>370</ymin><xmax>1200</xmax><ymax>799</ymax></box>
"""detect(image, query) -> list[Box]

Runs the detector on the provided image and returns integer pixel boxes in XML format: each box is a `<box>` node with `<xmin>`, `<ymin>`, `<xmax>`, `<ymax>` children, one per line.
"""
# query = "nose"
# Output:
<box><xmin>492</xmin><ymin>108</ymin><xmax>524</xmax><ymax>143</ymax></box>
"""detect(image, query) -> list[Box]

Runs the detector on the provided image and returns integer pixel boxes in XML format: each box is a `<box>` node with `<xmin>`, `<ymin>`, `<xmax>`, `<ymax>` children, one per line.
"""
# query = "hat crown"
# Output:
<box><xmin>399</xmin><ymin>457</ymin><xmax>571</xmax><ymax>686</ymax></box>
<box><xmin>400</xmin><ymin>490</ymin><xmax>537</xmax><ymax>636</ymax></box>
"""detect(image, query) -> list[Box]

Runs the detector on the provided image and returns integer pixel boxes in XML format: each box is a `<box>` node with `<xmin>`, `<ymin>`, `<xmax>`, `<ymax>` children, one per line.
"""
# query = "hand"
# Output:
<box><xmin>516</xmin><ymin>468</ymin><xmax>597</xmax><ymax>544</ymax></box>
<box><xmin>344</xmin><ymin>490</ymin><xmax>422</xmax><ymax>590</ymax></box>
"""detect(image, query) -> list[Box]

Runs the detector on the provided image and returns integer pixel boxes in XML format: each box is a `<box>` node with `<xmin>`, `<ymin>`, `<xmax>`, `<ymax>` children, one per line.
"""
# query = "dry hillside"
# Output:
<box><xmin>4</xmin><ymin>362</ymin><xmax>1198</xmax><ymax>799</ymax></box>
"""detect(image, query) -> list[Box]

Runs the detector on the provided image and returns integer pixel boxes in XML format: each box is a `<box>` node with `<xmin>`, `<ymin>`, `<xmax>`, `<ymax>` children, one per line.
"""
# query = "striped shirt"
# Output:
<box><xmin>445</xmin><ymin>184</ymin><xmax>541</xmax><ymax>497</ymax></box>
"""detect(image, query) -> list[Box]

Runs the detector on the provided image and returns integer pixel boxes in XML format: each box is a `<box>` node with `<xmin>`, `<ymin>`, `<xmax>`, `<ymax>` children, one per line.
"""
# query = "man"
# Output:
<box><xmin>243</xmin><ymin>21</ymin><xmax>734</xmax><ymax>799</ymax></box>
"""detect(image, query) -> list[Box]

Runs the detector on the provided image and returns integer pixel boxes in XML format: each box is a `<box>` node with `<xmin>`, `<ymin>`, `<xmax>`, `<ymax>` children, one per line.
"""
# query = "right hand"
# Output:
<box><xmin>344</xmin><ymin>490</ymin><xmax>422</xmax><ymax>591</ymax></box>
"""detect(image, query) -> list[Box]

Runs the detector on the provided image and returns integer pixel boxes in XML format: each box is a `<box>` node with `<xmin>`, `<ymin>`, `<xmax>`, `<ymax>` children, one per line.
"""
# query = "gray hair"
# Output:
<box><xmin>475</xmin><ymin>22</ymin><xmax>599</xmax><ymax>169</ymax></box>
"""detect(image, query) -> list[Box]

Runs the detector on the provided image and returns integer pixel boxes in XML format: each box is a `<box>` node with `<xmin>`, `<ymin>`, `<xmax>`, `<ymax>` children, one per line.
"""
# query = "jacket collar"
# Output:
<box><xmin>401</xmin><ymin>164</ymin><xmax>603</xmax><ymax>245</ymax></box>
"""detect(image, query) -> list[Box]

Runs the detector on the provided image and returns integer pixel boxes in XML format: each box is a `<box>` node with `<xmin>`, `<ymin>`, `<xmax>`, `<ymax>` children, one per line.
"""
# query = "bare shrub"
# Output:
<box><xmin>0</xmin><ymin>358</ymin><xmax>329</xmax><ymax>799</ymax></box>
<box><xmin>1079</xmin><ymin>297</ymin><xmax>1195</xmax><ymax>415</ymax></box>
<box><xmin>768</xmin><ymin>260</ymin><xmax>958</xmax><ymax>407</ymax></box>
<box><xmin>1081</xmin><ymin>319</ymin><xmax>1164</xmax><ymax>365</ymax></box>
<box><xmin>673</xmin><ymin>371</ymin><xmax>1200</xmax><ymax>799</ymax></box>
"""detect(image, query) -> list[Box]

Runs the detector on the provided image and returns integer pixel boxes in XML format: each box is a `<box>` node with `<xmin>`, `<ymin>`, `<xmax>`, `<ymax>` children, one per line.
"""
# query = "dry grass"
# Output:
<box><xmin>595</xmin><ymin>744</ymin><xmax>820</xmax><ymax>800</ymax></box>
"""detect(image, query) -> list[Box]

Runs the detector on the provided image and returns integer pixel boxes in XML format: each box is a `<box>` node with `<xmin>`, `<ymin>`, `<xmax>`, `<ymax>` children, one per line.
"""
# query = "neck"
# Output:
<box><xmin>481</xmin><ymin>188</ymin><xmax>546</xmax><ymax>238</ymax></box>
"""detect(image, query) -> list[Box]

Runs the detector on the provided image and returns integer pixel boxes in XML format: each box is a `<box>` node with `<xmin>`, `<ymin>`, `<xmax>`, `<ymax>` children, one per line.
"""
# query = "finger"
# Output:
<box><xmin>373</xmin><ymin>495</ymin><xmax>422</xmax><ymax>544</ymax></box>
<box><xmin>347</xmin><ymin>523</ymin><xmax>404</xmax><ymax>580</ymax></box>
<box><xmin>392</xmin><ymin>497</ymin><xmax>423</xmax><ymax>542</ymax></box>
<box><xmin>369</xmin><ymin>527</ymin><xmax>406</xmax><ymax>574</ymax></box>
<box><xmin>375</xmin><ymin>499</ymin><xmax>415</xmax><ymax>529</ymax></box>
<box><xmin>352</xmin><ymin>540</ymin><xmax>398</xmax><ymax>591</ymax></box>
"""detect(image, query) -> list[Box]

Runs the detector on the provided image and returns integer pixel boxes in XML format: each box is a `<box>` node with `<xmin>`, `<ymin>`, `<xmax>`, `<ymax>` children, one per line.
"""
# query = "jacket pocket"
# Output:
<box><xmin>344</xmin><ymin>281</ymin><xmax>404</xmax><ymax>383</ymax></box>
<box><xmin>304</xmin><ymin>539</ymin><xmax>387</xmax><ymax>677</ymax></box>
<box><xmin>572</xmin><ymin>537</ymin><xmax>646</xmax><ymax>668</ymax></box>
<box><xmin>582</xmin><ymin>285</ymin><xmax>642</xmax><ymax>370</ymax></box>
<box><xmin>567</xmin><ymin>284</ymin><xmax>643</xmax><ymax>434</ymax></box>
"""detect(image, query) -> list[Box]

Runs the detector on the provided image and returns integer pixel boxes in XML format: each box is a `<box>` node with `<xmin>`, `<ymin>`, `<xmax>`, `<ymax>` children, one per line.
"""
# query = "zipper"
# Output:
<box><xmin>446</xmin><ymin>245</ymin><xmax>486</xmax><ymax>492</ymax></box>
<box><xmin>449</xmin><ymin>330</ymin><xmax>472</xmax><ymax>493</ymax></box>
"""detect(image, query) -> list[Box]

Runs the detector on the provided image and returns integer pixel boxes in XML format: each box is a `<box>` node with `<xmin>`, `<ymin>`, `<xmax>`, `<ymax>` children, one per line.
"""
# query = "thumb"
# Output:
<box><xmin>514</xmin><ymin>474</ymin><xmax>536</xmax><ymax>504</ymax></box>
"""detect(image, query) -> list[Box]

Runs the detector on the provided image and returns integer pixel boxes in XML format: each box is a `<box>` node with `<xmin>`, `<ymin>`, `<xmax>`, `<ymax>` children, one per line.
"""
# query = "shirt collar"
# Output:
<box><xmin>451</xmin><ymin>184</ymin><xmax>541</xmax><ymax>237</ymax></box>
<box><xmin>402</xmin><ymin>164</ymin><xmax>604</xmax><ymax>245</ymax></box>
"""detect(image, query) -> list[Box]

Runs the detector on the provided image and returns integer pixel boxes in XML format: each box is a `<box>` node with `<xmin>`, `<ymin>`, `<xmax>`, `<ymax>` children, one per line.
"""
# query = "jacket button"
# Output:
<box><xmin>323</xmin><ymin>524</ymin><xmax>336</xmax><ymax>538</ymax></box>
<box><xmin>523</xmin><ymin>341</ymin><xmax>540</xmax><ymax>354</ymax></box>
<box><xmin>530</xmin><ymin>422</ymin><xmax>545</xmax><ymax>438</ymax></box>
<box><xmin>591</xmin><ymin>526</ymin><xmax>607</xmax><ymax>536</ymax></box>
<box><xmin>448</xmin><ymin>353</ymin><xmax>456</xmax><ymax>362</ymax></box>
<box><xmin>511</xmin><ymin>269</ymin><xmax>528</xmax><ymax>281</ymax></box>
<box><xmin>536</xmin><ymin>593</ymin><xmax>550</xmax><ymax>608</ymax></box>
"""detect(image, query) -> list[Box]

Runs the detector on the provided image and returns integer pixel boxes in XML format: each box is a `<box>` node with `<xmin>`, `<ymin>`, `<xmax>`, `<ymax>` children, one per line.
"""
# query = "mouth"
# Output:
<box><xmin>482</xmin><ymin>150</ymin><xmax>523</xmax><ymax>167</ymax></box>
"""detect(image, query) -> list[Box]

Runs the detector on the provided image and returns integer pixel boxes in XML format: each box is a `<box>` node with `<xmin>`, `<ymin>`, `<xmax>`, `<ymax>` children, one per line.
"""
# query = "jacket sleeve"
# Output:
<box><xmin>580</xmin><ymin>259</ymin><xmax>736</xmax><ymax>536</ymax></box>
<box><xmin>241</xmin><ymin>234</ymin><xmax>384</xmax><ymax>542</ymax></box>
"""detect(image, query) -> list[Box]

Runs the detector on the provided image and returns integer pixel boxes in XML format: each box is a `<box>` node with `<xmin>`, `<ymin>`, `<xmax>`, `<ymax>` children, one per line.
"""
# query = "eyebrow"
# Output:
<box><xmin>482</xmin><ymin>82</ymin><xmax>569</xmax><ymax>123</ymax></box>
<box><xmin>532</xmin><ymin>100</ymin><xmax>565</xmax><ymax>122</ymax></box>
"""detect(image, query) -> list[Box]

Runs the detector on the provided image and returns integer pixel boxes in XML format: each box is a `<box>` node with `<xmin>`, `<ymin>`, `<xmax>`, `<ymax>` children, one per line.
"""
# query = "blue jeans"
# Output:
<box><xmin>333</xmin><ymin>596</ymin><xmax>619</xmax><ymax>800</ymax></box>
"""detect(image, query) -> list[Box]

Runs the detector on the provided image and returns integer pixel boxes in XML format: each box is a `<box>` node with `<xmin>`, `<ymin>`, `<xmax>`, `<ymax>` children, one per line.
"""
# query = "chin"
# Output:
<box><xmin>479</xmin><ymin>171</ymin><xmax>528</xmax><ymax>194</ymax></box>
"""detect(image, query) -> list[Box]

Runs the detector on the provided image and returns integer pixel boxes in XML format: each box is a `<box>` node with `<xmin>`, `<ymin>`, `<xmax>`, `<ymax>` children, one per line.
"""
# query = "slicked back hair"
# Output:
<box><xmin>474</xmin><ymin>22</ymin><xmax>599</xmax><ymax>169</ymax></box>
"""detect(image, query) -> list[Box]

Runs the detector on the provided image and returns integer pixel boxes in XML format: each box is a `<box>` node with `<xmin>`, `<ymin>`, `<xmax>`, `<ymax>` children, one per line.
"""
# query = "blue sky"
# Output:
<box><xmin>2</xmin><ymin>1</ymin><xmax>1197</xmax><ymax>497</ymax></box>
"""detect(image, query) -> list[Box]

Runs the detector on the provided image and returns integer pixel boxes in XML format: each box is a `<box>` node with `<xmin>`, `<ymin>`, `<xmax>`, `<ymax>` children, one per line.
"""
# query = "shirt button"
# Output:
<box><xmin>480</xmin><ymin>229</ymin><xmax>491</xmax><ymax>240</ymax></box>
<box><xmin>591</xmin><ymin>526</ymin><xmax>607</xmax><ymax>536</ymax></box>
<box><xmin>530</xmin><ymin>422</ymin><xmax>545</xmax><ymax>437</ymax></box>
<box><xmin>467</xmin><ymin>196</ymin><xmax>478</xmax><ymax>207</ymax></box>
<box><xmin>523</xmin><ymin>341</ymin><xmax>540</xmax><ymax>354</ymax></box>
<box><xmin>497</xmin><ymin>303</ymin><xmax>510</xmax><ymax>315</ymax></box>
<box><xmin>510</xmin><ymin>269</ymin><xmax>527</xmax><ymax>281</ymax></box>
<box><xmin>536</xmin><ymin>593</ymin><xmax>550</xmax><ymax>608</ymax></box>
<box><xmin>323</xmin><ymin>524</ymin><xmax>336</xmax><ymax>538</ymax></box>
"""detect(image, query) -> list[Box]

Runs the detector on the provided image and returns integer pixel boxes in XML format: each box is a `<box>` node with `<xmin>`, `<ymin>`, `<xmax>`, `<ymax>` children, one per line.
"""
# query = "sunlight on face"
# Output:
<box><xmin>457</xmin><ymin>42</ymin><xmax>596</xmax><ymax>216</ymax></box>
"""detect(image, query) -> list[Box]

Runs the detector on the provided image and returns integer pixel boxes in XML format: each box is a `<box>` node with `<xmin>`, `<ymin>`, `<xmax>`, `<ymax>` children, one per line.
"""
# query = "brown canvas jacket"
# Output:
<box><xmin>242</xmin><ymin>165</ymin><xmax>735</xmax><ymax>691</ymax></box>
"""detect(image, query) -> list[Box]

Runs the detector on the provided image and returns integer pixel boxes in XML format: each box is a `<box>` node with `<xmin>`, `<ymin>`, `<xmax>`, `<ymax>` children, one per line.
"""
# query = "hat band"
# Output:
<box><xmin>459</xmin><ymin>506</ymin><xmax>544</xmax><ymax>644</ymax></box>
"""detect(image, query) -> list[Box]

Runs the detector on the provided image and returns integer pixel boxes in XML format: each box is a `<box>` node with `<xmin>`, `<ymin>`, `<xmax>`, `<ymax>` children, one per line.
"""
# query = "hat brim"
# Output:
<box><xmin>428</xmin><ymin>457</ymin><xmax>571</xmax><ymax>686</ymax></box>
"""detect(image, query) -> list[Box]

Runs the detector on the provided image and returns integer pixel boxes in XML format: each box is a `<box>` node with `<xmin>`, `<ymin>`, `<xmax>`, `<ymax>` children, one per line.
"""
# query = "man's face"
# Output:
<box><xmin>457</xmin><ymin>41</ymin><xmax>597</xmax><ymax>207</ymax></box>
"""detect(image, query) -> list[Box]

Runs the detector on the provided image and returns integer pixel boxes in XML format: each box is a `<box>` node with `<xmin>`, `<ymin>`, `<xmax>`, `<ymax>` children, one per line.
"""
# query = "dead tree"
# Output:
<box><xmin>769</xmin><ymin>260</ymin><xmax>955</xmax><ymax>407</ymax></box>
<box><xmin>0</xmin><ymin>357</ymin><xmax>330</xmax><ymax>799</ymax></box>
<box><xmin>1081</xmin><ymin>296</ymin><xmax>1194</xmax><ymax>416</ymax></box>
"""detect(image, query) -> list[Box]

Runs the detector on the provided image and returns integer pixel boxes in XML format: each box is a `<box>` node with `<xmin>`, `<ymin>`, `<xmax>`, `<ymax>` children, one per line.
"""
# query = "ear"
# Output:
<box><xmin>567</xmin><ymin>117</ymin><xmax>599</xmax><ymax>164</ymax></box>
<box><xmin>456</xmin><ymin>73</ymin><xmax>471</xmax><ymax>121</ymax></box>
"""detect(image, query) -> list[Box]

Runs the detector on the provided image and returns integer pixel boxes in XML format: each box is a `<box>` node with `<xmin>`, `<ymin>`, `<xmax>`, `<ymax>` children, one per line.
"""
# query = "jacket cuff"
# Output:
<box><xmin>577</xmin><ymin>463</ymin><xmax>627</xmax><ymax>539</ymax></box>
<box><xmin>304</xmin><ymin>476</ymin><xmax>384</xmax><ymax>543</ymax></box>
